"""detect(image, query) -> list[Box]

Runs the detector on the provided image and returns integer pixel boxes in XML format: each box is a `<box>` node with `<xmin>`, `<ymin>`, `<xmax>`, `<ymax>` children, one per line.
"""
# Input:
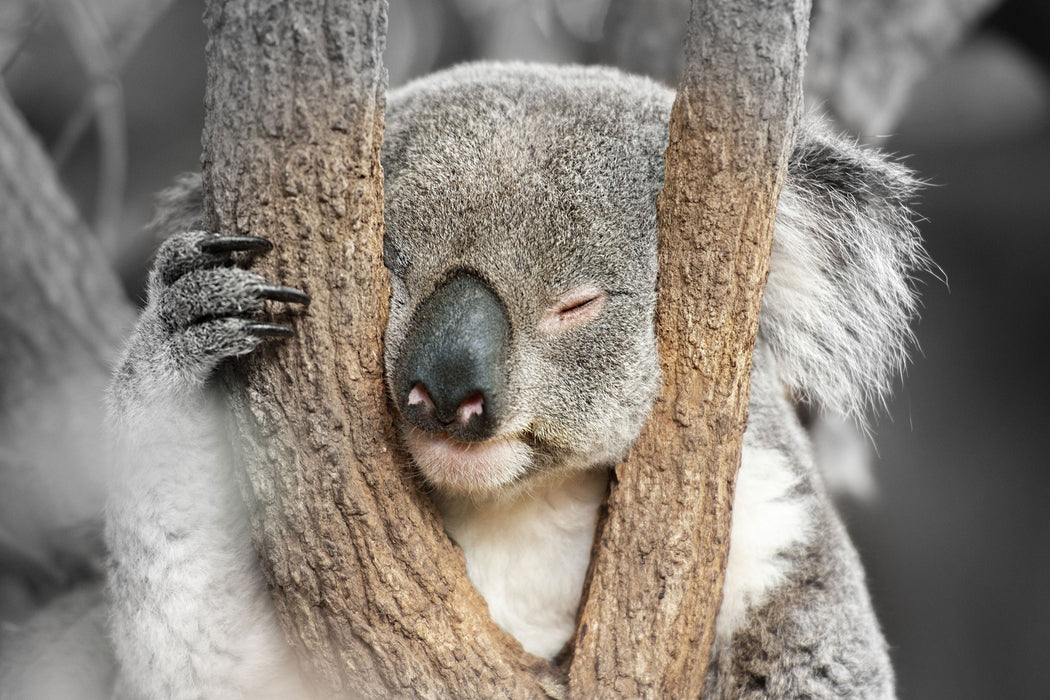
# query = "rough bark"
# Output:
<box><xmin>201</xmin><ymin>1</ymin><xmax>557</xmax><ymax>696</ymax></box>
<box><xmin>0</xmin><ymin>82</ymin><xmax>133</xmax><ymax>613</ymax></box>
<box><xmin>567</xmin><ymin>1</ymin><xmax>809</xmax><ymax>697</ymax></box>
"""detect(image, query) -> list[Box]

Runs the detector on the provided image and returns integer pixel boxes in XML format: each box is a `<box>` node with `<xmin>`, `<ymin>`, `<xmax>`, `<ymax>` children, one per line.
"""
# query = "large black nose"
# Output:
<box><xmin>396</xmin><ymin>274</ymin><xmax>509</xmax><ymax>442</ymax></box>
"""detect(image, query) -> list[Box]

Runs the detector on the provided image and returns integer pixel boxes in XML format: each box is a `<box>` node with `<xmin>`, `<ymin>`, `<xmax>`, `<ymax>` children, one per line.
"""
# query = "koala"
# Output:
<box><xmin>1</xmin><ymin>62</ymin><xmax>923</xmax><ymax>699</ymax></box>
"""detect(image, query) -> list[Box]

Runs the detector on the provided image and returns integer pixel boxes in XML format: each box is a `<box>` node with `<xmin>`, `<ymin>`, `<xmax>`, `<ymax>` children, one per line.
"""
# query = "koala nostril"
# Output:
<box><xmin>456</xmin><ymin>392</ymin><xmax>485</xmax><ymax>426</ymax></box>
<box><xmin>404</xmin><ymin>382</ymin><xmax>488</xmax><ymax>435</ymax></box>
<box><xmin>407</xmin><ymin>383</ymin><xmax>436</xmax><ymax>413</ymax></box>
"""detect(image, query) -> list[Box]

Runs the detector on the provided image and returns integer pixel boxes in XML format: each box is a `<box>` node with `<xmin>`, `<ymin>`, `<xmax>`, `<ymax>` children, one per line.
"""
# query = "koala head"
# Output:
<box><xmin>379</xmin><ymin>62</ymin><xmax>923</xmax><ymax>498</ymax></box>
<box><xmin>381</xmin><ymin>64</ymin><xmax>672</xmax><ymax>496</ymax></box>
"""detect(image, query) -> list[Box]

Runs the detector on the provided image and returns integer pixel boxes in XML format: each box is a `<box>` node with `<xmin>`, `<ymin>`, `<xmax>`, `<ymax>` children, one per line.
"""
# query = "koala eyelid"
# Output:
<box><xmin>539</xmin><ymin>285</ymin><xmax>606</xmax><ymax>334</ymax></box>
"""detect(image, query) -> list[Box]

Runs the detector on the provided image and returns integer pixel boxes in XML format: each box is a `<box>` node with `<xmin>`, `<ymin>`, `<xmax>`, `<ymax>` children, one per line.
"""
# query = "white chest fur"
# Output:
<box><xmin>437</xmin><ymin>470</ymin><xmax>607</xmax><ymax>659</ymax></box>
<box><xmin>438</xmin><ymin>442</ymin><xmax>811</xmax><ymax>660</ymax></box>
<box><xmin>716</xmin><ymin>443</ymin><xmax>812</xmax><ymax>639</ymax></box>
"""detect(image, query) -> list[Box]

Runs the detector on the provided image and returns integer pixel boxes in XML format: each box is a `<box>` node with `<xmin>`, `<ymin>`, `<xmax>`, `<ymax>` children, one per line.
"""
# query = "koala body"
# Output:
<box><xmin>381</xmin><ymin>66</ymin><xmax>918</xmax><ymax>693</ymax></box>
<box><xmin>2</xmin><ymin>62</ymin><xmax>922</xmax><ymax>699</ymax></box>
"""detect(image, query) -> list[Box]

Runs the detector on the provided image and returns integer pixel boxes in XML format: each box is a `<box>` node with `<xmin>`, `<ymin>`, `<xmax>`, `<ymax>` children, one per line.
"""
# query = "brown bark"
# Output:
<box><xmin>201</xmin><ymin>1</ymin><xmax>556</xmax><ymax>696</ymax></box>
<box><xmin>567</xmin><ymin>1</ymin><xmax>809</xmax><ymax>697</ymax></box>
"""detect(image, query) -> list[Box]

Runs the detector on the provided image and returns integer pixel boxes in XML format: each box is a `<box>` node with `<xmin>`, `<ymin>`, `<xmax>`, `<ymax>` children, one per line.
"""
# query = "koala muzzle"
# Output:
<box><xmin>396</xmin><ymin>274</ymin><xmax>509</xmax><ymax>442</ymax></box>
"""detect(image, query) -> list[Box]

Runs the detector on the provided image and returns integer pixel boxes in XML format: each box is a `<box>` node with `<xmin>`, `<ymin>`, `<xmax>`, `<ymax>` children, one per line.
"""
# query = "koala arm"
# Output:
<box><xmin>704</xmin><ymin>123</ymin><xmax>921</xmax><ymax>698</ymax></box>
<box><xmin>708</xmin><ymin>344</ymin><xmax>895</xmax><ymax>699</ymax></box>
<box><xmin>106</xmin><ymin>177</ymin><xmax>309</xmax><ymax>698</ymax></box>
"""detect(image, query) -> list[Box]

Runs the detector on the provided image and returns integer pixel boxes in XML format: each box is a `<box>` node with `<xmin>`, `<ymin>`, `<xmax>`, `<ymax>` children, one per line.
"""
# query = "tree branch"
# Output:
<box><xmin>0</xmin><ymin>80</ymin><xmax>133</xmax><ymax>606</ymax></box>
<box><xmin>201</xmin><ymin>1</ymin><xmax>557</xmax><ymax>695</ymax></box>
<box><xmin>568</xmin><ymin>0</ymin><xmax>809</xmax><ymax>696</ymax></box>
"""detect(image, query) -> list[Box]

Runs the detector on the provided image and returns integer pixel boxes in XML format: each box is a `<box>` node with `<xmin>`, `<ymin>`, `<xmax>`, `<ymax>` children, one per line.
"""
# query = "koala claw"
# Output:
<box><xmin>198</xmin><ymin>235</ymin><xmax>273</xmax><ymax>255</ymax></box>
<box><xmin>245</xmin><ymin>322</ymin><xmax>295</xmax><ymax>339</ymax></box>
<box><xmin>256</xmin><ymin>284</ymin><xmax>311</xmax><ymax>306</ymax></box>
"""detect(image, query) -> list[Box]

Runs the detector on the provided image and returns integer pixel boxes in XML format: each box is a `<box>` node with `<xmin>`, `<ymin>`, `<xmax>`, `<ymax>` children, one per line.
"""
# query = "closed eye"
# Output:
<box><xmin>561</xmin><ymin>297</ymin><xmax>597</xmax><ymax>313</ymax></box>
<box><xmin>539</xmin><ymin>285</ymin><xmax>606</xmax><ymax>334</ymax></box>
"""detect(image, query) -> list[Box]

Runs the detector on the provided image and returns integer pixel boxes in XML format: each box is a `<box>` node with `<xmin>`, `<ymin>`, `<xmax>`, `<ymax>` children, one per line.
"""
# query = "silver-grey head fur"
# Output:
<box><xmin>381</xmin><ymin>62</ymin><xmax>924</xmax><ymax>490</ymax></box>
<box><xmin>382</xmin><ymin>63</ymin><xmax>669</xmax><ymax>489</ymax></box>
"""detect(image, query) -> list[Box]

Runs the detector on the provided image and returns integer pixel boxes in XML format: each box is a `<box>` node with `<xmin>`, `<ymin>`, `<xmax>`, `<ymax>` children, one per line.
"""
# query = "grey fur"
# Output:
<box><xmin>708</xmin><ymin>343</ymin><xmax>894</xmax><ymax>698</ymax></box>
<box><xmin>103</xmin><ymin>229</ymin><xmax>310</xmax><ymax>699</ymax></box>
<box><xmin>0</xmin><ymin>62</ymin><xmax>922</xmax><ymax>699</ymax></box>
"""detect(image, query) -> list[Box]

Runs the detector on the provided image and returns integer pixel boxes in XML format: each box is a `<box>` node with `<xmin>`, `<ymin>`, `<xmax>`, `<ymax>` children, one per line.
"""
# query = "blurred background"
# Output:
<box><xmin>2</xmin><ymin>1</ymin><xmax>1048</xmax><ymax>697</ymax></box>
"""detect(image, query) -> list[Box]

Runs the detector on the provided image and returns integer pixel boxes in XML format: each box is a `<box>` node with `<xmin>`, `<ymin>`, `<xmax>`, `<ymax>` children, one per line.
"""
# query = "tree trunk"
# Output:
<box><xmin>203</xmin><ymin>0</ymin><xmax>807</xmax><ymax>696</ymax></box>
<box><xmin>568</xmin><ymin>0</ymin><xmax>809</xmax><ymax>697</ymax></box>
<box><xmin>201</xmin><ymin>1</ymin><xmax>557</xmax><ymax>696</ymax></box>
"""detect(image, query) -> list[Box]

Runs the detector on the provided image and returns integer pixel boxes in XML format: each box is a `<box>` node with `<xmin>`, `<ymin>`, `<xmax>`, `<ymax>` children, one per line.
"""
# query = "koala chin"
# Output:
<box><xmin>1</xmin><ymin>62</ymin><xmax>923</xmax><ymax>700</ymax></box>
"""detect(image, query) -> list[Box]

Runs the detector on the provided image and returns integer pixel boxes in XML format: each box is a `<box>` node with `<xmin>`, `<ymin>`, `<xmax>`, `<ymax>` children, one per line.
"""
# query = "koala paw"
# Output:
<box><xmin>132</xmin><ymin>230</ymin><xmax>309</xmax><ymax>388</ymax></box>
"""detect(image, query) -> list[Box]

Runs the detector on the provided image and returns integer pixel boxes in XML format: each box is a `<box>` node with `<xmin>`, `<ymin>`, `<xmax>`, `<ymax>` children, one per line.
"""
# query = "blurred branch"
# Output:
<box><xmin>54</xmin><ymin>0</ymin><xmax>129</xmax><ymax>251</ymax></box>
<box><xmin>53</xmin><ymin>0</ymin><xmax>177</xmax><ymax>70</ymax></box>
<box><xmin>806</xmin><ymin>0</ymin><xmax>1003</xmax><ymax>138</ymax></box>
<box><xmin>0</xmin><ymin>0</ymin><xmax>169</xmax><ymax>627</ymax></box>
<box><xmin>7</xmin><ymin>0</ymin><xmax>175</xmax><ymax>250</ymax></box>
<box><xmin>0</xmin><ymin>79</ymin><xmax>134</xmax><ymax>616</ymax></box>
<box><xmin>0</xmin><ymin>2</ymin><xmax>44</xmax><ymax>75</ymax></box>
<box><xmin>595</xmin><ymin>0</ymin><xmax>1001</xmax><ymax>139</ymax></box>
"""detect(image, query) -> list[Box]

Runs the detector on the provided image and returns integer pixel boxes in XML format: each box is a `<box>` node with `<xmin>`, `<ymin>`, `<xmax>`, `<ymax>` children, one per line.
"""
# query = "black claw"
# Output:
<box><xmin>256</xmin><ymin>284</ymin><xmax>311</xmax><ymax>305</ymax></box>
<box><xmin>245</xmin><ymin>322</ymin><xmax>294</xmax><ymax>339</ymax></box>
<box><xmin>199</xmin><ymin>236</ymin><xmax>273</xmax><ymax>255</ymax></box>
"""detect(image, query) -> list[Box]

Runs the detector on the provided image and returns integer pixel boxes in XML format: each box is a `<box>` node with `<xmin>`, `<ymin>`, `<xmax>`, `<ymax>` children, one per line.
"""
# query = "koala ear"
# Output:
<box><xmin>760</xmin><ymin>119</ymin><xmax>928</xmax><ymax>420</ymax></box>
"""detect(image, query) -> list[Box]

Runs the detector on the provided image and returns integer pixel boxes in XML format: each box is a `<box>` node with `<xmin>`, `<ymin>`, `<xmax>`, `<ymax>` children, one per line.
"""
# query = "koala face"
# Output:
<box><xmin>381</xmin><ymin>64</ymin><xmax>672</xmax><ymax>496</ymax></box>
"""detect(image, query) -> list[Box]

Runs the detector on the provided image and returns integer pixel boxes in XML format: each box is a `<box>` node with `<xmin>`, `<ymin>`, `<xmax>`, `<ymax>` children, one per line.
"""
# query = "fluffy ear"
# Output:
<box><xmin>761</xmin><ymin>120</ymin><xmax>927</xmax><ymax>420</ymax></box>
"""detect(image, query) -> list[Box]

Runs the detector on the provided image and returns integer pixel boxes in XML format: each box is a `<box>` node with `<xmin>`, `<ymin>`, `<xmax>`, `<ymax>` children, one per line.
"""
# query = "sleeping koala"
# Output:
<box><xmin>2</xmin><ymin>62</ymin><xmax>923</xmax><ymax>699</ymax></box>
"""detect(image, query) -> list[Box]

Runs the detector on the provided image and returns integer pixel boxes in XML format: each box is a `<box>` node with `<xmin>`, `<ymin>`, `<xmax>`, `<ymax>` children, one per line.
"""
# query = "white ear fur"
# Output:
<box><xmin>762</xmin><ymin>120</ymin><xmax>926</xmax><ymax>420</ymax></box>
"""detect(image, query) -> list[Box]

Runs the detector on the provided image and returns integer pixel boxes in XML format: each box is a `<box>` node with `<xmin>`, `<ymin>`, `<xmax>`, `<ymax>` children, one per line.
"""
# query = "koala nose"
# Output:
<box><xmin>396</xmin><ymin>274</ymin><xmax>509</xmax><ymax>442</ymax></box>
